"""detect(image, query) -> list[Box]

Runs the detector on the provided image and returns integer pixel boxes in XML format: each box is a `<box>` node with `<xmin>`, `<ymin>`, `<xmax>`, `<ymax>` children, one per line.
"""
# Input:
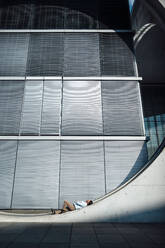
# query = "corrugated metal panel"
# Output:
<box><xmin>59</xmin><ymin>141</ymin><xmax>105</xmax><ymax>208</ymax></box>
<box><xmin>62</xmin><ymin>81</ymin><xmax>103</xmax><ymax>135</ymax></box>
<box><xmin>0</xmin><ymin>141</ymin><xmax>17</xmax><ymax>209</ymax></box>
<box><xmin>98</xmin><ymin>0</ymin><xmax>131</xmax><ymax>29</ymax></box>
<box><xmin>105</xmin><ymin>141</ymin><xmax>148</xmax><ymax>192</ymax></box>
<box><xmin>102</xmin><ymin>81</ymin><xmax>144</xmax><ymax>135</ymax></box>
<box><xmin>64</xmin><ymin>9</ymin><xmax>98</xmax><ymax>29</ymax></box>
<box><xmin>0</xmin><ymin>0</ymin><xmax>131</xmax><ymax>30</ymax></box>
<box><xmin>20</xmin><ymin>81</ymin><xmax>43</xmax><ymax>135</ymax></box>
<box><xmin>100</xmin><ymin>33</ymin><xmax>135</xmax><ymax>76</ymax></box>
<box><xmin>34</xmin><ymin>1</ymin><xmax>65</xmax><ymax>29</ymax></box>
<box><xmin>64</xmin><ymin>33</ymin><xmax>100</xmax><ymax>76</ymax></box>
<box><xmin>41</xmin><ymin>80</ymin><xmax>62</xmax><ymax>135</ymax></box>
<box><xmin>26</xmin><ymin>33</ymin><xmax>64</xmax><ymax>76</ymax></box>
<box><xmin>0</xmin><ymin>33</ymin><xmax>29</xmax><ymax>76</ymax></box>
<box><xmin>0</xmin><ymin>81</ymin><xmax>24</xmax><ymax>135</ymax></box>
<box><xmin>12</xmin><ymin>141</ymin><xmax>60</xmax><ymax>209</ymax></box>
<box><xmin>0</xmin><ymin>3</ymin><xmax>31</xmax><ymax>29</ymax></box>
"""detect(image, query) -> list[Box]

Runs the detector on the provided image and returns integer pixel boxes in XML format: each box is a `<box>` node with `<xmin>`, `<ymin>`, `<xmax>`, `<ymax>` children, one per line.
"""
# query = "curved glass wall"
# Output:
<box><xmin>141</xmin><ymin>85</ymin><xmax>165</xmax><ymax>159</ymax></box>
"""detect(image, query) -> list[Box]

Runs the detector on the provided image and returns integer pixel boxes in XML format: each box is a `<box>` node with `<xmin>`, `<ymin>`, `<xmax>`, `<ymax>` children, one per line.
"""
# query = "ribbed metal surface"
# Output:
<box><xmin>62</xmin><ymin>81</ymin><xmax>103</xmax><ymax>135</ymax></box>
<box><xmin>41</xmin><ymin>80</ymin><xmax>62</xmax><ymax>135</ymax></box>
<box><xmin>34</xmin><ymin>1</ymin><xmax>65</xmax><ymax>29</ymax></box>
<box><xmin>12</xmin><ymin>141</ymin><xmax>60</xmax><ymax>209</ymax></box>
<box><xmin>100</xmin><ymin>33</ymin><xmax>135</xmax><ymax>76</ymax></box>
<box><xmin>0</xmin><ymin>141</ymin><xmax>17</xmax><ymax>208</ymax></box>
<box><xmin>64</xmin><ymin>33</ymin><xmax>100</xmax><ymax>76</ymax></box>
<box><xmin>102</xmin><ymin>81</ymin><xmax>144</xmax><ymax>135</ymax></box>
<box><xmin>0</xmin><ymin>33</ymin><xmax>29</xmax><ymax>76</ymax></box>
<box><xmin>0</xmin><ymin>3</ymin><xmax>31</xmax><ymax>29</ymax></box>
<box><xmin>20</xmin><ymin>81</ymin><xmax>43</xmax><ymax>135</ymax></box>
<box><xmin>59</xmin><ymin>141</ymin><xmax>105</xmax><ymax>208</ymax></box>
<box><xmin>98</xmin><ymin>0</ymin><xmax>131</xmax><ymax>29</ymax></box>
<box><xmin>0</xmin><ymin>81</ymin><xmax>24</xmax><ymax>135</ymax></box>
<box><xmin>105</xmin><ymin>141</ymin><xmax>148</xmax><ymax>192</ymax></box>
<box><xmin>0</xmin><ymin>0</ymin><xmax>131</xmax><ymax>29</ymax></box>
<box><xmin>26</xmin><ymin>33</ymin><xmax>64</xmax><ymax>76</ymax></box>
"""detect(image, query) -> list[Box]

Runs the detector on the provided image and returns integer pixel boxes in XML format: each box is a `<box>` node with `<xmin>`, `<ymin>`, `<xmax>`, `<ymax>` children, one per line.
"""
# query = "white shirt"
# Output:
<box><xmin>73</xmin><ymin>201</ymin><xmax>87</xmax><ymax>210</ymax></box>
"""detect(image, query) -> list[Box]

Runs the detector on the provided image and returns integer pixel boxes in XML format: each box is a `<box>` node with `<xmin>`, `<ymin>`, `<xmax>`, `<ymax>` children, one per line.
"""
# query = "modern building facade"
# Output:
<box><xmin>132</xmin><ymin>0</ymin><xmax>165</xmax><ymax>158</ymax></box>
<box><xmin>0</xmin><ymin>0</ymin><xmax>163</xmax><ymax>211</ymax></box>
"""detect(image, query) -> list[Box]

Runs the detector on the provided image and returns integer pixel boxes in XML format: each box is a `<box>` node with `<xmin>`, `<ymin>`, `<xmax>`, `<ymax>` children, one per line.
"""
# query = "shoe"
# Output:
<box><xmin>51</xmin><ymin>208</ymin><xmax>56</xmax><ymax>215</ymax></box>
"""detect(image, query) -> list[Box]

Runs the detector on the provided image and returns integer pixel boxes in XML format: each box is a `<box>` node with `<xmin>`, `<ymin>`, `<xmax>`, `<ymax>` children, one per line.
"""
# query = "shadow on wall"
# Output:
<box><xmin>104</xmin><ymin>205</ymin><xmax>165</xmax><ymax>223</ymax></box>
<box><xmin>134</xmin><ymin>24</ymin><xmax>165</xmax><ymax>83</ymax></box>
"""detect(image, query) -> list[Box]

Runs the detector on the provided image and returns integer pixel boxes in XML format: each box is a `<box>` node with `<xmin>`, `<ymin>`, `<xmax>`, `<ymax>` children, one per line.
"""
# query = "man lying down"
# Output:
<box><xmin>51</xmin><ymin>200</ymin><xmax>93</xmax><ymax>214</ymax></box>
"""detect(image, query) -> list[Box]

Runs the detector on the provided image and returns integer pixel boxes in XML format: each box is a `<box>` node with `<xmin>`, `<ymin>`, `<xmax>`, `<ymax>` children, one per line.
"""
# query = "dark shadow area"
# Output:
<box><xmin>132</xmin><ymin>0</ymin><xmax>165</xmax><ymax>33</ymax></box>
<box><xmin>0</xmin><ymin>0</ymin><xmax>131</xmax><ymax>29</ymax></box>
<box><xmin>0</xmin><ymin>219</ymin><xmax>165</xmax><ymax>248</ymax></box>
<box><xmin>105</xmin><ymin>205</ymin><xmax>165</xmax><ymax>223</ymax></box>
<box><xmin>135</xmin><ymin>25</ymin><xmax>165</xmax><ymax>83</ymax></box>
<box><xmin>141</xmin><ymin>85</ymin><xmax>165</xmax><ymax>118</ymax></box>
<box><xmin>0</xmin><ymin>221</ymin><xmax>165</xmax><ymax>247</ymax></box>
<box><xmin>145</xmin><ymin>0</ymin><xmax>165</xmax><ymax>28</ymax></box>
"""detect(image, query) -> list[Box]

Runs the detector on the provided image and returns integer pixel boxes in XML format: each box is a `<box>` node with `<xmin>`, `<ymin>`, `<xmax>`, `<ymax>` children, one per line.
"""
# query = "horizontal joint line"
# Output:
<box><xmin>0</xmin><ymin>77</ymin><xmax>143</xmax><ymax>81</ymax></box>
<box><xmin>0</xmin><ymin>29</ymin><xmax>133</xmax><ymax>33</ymax></box>
<box><xmin>0</xmin><ymin>136</ymin><xmax>147</xmax><ymax>141</ymax></box>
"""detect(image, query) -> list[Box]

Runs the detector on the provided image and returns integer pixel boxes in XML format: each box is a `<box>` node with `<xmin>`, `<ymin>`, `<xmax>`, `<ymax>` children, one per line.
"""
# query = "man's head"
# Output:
<box><xmin>86</xmin><ymin>200</ymin><xmax>93</xmax><ymax>205</ymax></box>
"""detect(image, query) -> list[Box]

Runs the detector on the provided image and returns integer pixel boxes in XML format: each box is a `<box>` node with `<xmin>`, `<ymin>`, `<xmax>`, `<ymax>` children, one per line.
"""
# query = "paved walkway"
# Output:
<box><xmin>0</xmin><ymin>222</ymin><xmax>165</xmax><ymax>248</ymax></box>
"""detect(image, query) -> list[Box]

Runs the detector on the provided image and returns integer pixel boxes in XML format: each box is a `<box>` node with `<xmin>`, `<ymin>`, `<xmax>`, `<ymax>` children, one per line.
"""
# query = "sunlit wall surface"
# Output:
<box><xmin>0</xmin><ymin>0</ymin><xmax>148</xmax><ymax>209</ymax></box>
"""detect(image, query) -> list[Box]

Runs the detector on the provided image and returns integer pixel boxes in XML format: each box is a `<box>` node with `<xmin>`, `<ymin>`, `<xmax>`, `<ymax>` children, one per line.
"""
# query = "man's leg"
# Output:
<box><xmin>51</xmin><ymin>200</ymin><xmax>75</xmax><ymax>214</ymax></box>
<box><xmin>62</xmin><ymin>200</ymin><xmax>75</xmax><ymax>211</ymax></box>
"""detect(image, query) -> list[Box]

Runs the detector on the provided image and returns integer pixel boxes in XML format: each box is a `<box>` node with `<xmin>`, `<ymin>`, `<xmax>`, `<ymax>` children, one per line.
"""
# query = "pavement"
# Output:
<box><xmin>0</xmin><ymin>222</ymin><xmax>165</xmax><ymax>248</ymax></box>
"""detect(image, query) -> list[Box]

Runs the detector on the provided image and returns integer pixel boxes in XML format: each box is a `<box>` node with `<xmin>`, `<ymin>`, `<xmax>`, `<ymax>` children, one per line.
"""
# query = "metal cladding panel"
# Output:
<box><xmin>12</xmin><ymin>141</ymin><xmax>60</xmax><ymax>209</ymax></box>
<box><xmin>34</xmin><ymin>3</ymin><xmax>65</xmax><ymax>29</ymax></box>
<box><xmin>102</xmin><ymin>81</ymin><xmax>144</xmax><ymax>136</ymax></box>
<box><xmin>64</xmin><ymin>9</ymin><xmax>98</xmax><ymax>29</ymax></box>
<box><xmin>20</xmin><ymin>81</ymin><xmax>43</xmax><ymax>135</ymax></box>
<box><xmin>62</xmin><ymin>81</ymin><xmax>103</xmax><ymax>135</ymax></box>
<box><xmin>64</xmin><ymin>0</ymin><xmax>98</xmax><ymax>29</ymax></box>
<box><xmin>0</xmin><ymin>141</ymin><xmax>17</xmax><ymax>209</ymax></box>
<box><xmin>0</xmin><ymin>81</ymin><xmax>24</xmax><ymax>135</ymax></box>
<box><xmin>0</xmin><ymin>3</ymin><xmax>31</xmax><ymax>29</ymax></box>
<box><xmin>41</xmin><ymin>80</ymin><xmax>62</xmax><ymax>135</ymax></box>
<box><xmin>105</xmin><ymin>141</ymin><xmax>148</xmax><ymax>193</ymax></box>
<box><xmin>0</xmin><ymin>33</ymin><xmax>29</xmax><ymax>76</ymax></box>
<box><xmin>26</xmin><ymin>33</ymin><xmax>64</xmax><ymax>76</ymax></box>
<box><xmin>64</xmin><ymin>33</ymin><xmax>100</xmax><ymax>76</ymax></box>
<box><xmin>59</xmin><ymin>141</ymin><xmax>105</xmax><ymax>208</ymax></box>
<box><xmin>98</xmin><ymin>0</ymin><xmax>131</xmax><ymax>29</ymax></box>
<box><xmin>100</xmin><ymin>33</ymin><xmax>135</xmax><ymax>76</ymax></box>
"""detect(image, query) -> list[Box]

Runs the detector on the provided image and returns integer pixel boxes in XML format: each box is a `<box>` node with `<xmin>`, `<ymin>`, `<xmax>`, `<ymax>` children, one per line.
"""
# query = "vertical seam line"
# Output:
<box><xmin>40</xmin><ymin>79</ymin><xmax>45</xmax><ymax>135</ymax></box>
<box><xmin>10</xmin><ymin>140</ymin><xmax>19</xmax><ymax>209</ymax></box>
<box><xmin>100</xmin><ymin>81</ymin><xmax>107</xmax><ymax>194</ymax></box>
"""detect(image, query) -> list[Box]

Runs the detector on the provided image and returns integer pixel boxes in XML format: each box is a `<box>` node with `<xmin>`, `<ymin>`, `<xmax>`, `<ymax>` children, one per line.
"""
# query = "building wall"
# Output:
<box><xmin>132</xmin><ymin>0</ymin><xmax>165</xmax><ymax>158</ymax></box>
